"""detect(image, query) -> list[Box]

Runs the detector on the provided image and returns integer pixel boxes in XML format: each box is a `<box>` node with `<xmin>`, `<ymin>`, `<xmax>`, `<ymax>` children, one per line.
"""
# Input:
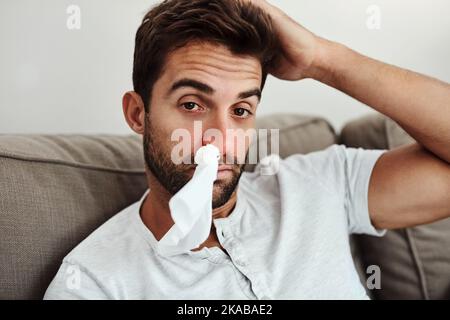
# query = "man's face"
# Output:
<box><xmin>144</xmin><ymin>41</ymin><xmax>262</xmax><ymax>208</ymax></box>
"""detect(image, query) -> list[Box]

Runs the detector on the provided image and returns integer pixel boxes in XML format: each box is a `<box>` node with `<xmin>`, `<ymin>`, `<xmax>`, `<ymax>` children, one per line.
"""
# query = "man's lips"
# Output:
<box><xmin>217</xmin><ymin>165</ymin><xmax>234</xmax><ymax>180</ymax></box>
<box><xmin>184</xmin><ymin>164</ymin><xmax>236</xmax><ymax>181</ymax></box>
<box><xmin>186</xmin><ymin>164</ymin><xmax>235</xmax><ymax>174</ymax></box>
<box><xmin>218</xmin><ymin>165</ymin><xmax>234</xmax><ymax>171</ymax></box>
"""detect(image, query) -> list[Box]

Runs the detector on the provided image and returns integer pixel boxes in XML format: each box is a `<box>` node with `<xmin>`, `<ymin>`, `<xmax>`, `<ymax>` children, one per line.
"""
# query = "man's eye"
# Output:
<box><xmin>234</xmin><ymin>107</ymin><xmax>252</xmax><ymax>118</ymax></box>
<box><xmin>181</xmin><ymin>102</ymin><xmax>201</xmax><ymax>111</ymax></box>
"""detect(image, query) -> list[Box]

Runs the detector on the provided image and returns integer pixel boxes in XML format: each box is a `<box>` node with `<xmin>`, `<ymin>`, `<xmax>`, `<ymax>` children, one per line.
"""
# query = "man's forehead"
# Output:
<box><xmin>163</xmin><ymin>41</ymin><xmax>262</xmax><ymax>82</ymax></box>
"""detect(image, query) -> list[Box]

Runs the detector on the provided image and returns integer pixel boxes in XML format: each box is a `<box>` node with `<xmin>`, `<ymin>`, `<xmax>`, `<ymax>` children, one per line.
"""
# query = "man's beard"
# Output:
<box><xmin>143</xmin><ymin>116</ymin><xmax>244</xmax><ymax>209</ymax></box>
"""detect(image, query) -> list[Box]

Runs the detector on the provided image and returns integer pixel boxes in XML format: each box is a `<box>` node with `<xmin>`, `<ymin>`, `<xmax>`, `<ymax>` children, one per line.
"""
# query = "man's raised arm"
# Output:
<box><xmin>246</xmin><ymin>0</ymin><xmax>450</xmax><ymax>229</ymax></box>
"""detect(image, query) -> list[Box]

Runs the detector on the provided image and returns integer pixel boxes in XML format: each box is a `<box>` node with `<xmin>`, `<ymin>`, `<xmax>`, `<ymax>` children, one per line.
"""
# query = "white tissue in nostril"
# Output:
<box><xmin>157</xmin><ymin>144</ymin><xmax>220</xmax><ymax>256</ymax></box>
<box><xmin>194</xmin><ymin>144</ymin><xmax>220</xmax><ymax>166</ymax></box>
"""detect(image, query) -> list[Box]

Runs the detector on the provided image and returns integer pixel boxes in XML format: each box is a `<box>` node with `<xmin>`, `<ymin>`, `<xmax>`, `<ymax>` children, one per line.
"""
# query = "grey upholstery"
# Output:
<box><xmin>1</xmin><ymin>113</ymin><xmax>449</xmax><ymax>299</ymax></box>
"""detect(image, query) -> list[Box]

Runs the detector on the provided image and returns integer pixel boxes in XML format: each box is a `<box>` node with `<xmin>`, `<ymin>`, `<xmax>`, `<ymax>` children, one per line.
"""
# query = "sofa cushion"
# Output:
<box><xmin>341</xmin><ymin>114</ymin><xmax>450</xmax><ymax>299</ymax></box>
<box><xmin>244</xmin><ymin>114</ymin><xmax>337</xmax><ymax>171</ymax></box>
<box><xmin>256</xmin><ymin>113</ymin><xmax>337</xmax><ymax>155</ymax></box>
<box><xmin>0</xmin><ymin>114</ymin><xmax>336</xmax><ymax>299</ymax></box>
<box><xmin>0</xmin><ymin>135</ymin><xmax>148</xmax><ymax>300</ymax></box>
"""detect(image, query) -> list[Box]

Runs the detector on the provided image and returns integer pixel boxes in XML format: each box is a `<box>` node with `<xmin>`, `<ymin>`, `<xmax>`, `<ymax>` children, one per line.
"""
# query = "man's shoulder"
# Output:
<box><xmin>240</xmin><ymin>144</ymin><xmax>385</xmax><ymax>197</ymax></box>
<box><xmin>242</xmin><ymin>144</ymin><xmax>344</xmax><ymax>184</ymax></box>
<box><xmin>63</xmin><ymin>199</ymin><xmax>144</xmax><ymax>269</ymax></box>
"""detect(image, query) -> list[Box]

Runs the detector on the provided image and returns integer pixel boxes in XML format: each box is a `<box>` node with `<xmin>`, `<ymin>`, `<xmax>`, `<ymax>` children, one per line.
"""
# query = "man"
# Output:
<box><xmin>44</xmin><ymin>0</ymin><xmax>450</xmax><ymax>299</ymax></box>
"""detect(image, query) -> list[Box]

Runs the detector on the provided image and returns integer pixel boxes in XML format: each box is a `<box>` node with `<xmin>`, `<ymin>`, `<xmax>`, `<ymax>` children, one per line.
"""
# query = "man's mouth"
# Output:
<box><xmin>218</xmin><ymin>165</ymin><xmax>233</xmax><ymax>171</ymax></box>
<box><xmin>185</xmin><ymin>164</ymin><xmax>235</xmax><ymax>180</ymax></box>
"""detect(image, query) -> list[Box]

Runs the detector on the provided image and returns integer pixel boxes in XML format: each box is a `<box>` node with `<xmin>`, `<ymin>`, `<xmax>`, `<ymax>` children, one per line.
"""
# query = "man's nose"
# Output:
<box><xmin>202</xmin><ymin>113</ymin><xmax>234</xmax><ymax>160</ymax></box>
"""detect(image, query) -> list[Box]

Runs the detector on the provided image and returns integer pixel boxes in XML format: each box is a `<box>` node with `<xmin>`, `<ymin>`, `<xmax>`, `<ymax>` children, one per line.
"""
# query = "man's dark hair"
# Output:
<box><xmin>133</xmin><ymin>0</ymin><xmax>280</xmax><ymax>112</ymax></box>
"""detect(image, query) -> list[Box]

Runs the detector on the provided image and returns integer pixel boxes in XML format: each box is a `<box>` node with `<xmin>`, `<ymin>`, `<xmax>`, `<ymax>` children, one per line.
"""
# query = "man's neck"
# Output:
<box><xmin>139</xmin><ymin>173</ymin><xmax>238</xmax><ymax>251</ymax></box>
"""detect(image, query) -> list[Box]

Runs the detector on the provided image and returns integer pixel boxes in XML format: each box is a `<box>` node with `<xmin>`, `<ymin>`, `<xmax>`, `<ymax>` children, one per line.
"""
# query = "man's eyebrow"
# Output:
<box><xmin>167</xmin><ymin>78</ymin><xmax>214</xmax><ymax>98</ymax></box>
<box><xmin>166</xmin><ymin>77</ymin><xmax>261</xmax><ymax>102</ymax></box>
<box><xmin>238</xmin><ymin>88</ymin><xmax>261</xmax><ymax>103</ymax></box>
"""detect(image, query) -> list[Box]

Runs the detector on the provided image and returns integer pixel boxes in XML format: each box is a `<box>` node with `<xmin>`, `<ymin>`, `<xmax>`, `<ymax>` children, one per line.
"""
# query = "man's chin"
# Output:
<box><xmin>212</xmin><ymin>179</ymin><xmax>240</xmax><ymax>208</ymax></box>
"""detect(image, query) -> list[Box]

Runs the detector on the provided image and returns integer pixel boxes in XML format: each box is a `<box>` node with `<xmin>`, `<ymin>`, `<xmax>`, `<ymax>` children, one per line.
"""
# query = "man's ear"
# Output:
<box><xmin>122</xmin><ymin>91</ymin><xmax>146</xmax><ymax>135</ymax></box>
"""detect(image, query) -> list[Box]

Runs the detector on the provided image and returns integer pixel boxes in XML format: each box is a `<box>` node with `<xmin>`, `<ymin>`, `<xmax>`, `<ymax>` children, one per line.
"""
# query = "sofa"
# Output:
<box><xmin>1</xmin><ymin>113</ymin><xmax>449</xmax><ymax>300</ymax></box>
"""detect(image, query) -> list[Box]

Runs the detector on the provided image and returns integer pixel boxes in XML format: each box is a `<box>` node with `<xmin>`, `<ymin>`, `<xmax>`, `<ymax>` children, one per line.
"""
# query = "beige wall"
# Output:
<box><xmin>1</xmin><ymin>0</ymin><xmax>449</xmax><ymax>134</ymax></box>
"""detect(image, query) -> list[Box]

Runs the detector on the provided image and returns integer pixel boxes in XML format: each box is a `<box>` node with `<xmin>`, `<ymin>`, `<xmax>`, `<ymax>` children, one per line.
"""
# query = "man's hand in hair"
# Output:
<box><xmin>243</xmin><ymin>0</ymin><xmax>322</xmax><ymax>81</ymax></box>
<box><xmin>244</xmin><ymin>0</ymin><xmax>450</xmax><ymax>229</ymax></box>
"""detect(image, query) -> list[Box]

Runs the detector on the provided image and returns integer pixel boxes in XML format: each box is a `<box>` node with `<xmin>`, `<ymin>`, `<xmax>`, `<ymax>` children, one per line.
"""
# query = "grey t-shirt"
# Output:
<box><xmin>44</xmin><ymin>144</ymin><xmax>386</xmax><ymax>300</ymax></box>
